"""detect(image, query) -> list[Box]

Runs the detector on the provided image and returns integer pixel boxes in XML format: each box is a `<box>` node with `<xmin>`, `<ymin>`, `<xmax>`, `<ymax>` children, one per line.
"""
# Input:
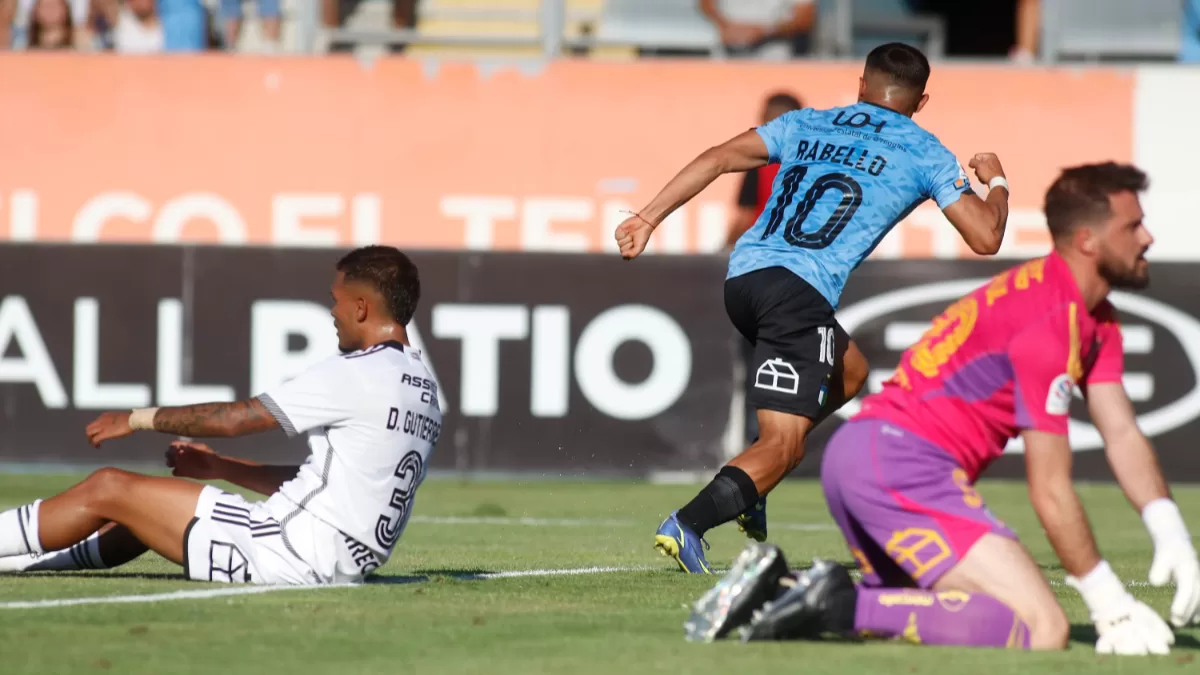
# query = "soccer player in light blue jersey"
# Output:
<box><xmin>615</xmin><ymin>43</ymin><xmax>1012</xmax><ymax>573</ymax></box>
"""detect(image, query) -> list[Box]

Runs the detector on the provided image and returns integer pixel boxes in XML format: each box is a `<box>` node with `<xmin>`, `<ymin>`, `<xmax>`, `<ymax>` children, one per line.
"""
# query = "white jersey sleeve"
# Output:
<box><xmin>257</xmin><ymin>356</ymin><xmax>357</xmax><ymax>437</ymax></box>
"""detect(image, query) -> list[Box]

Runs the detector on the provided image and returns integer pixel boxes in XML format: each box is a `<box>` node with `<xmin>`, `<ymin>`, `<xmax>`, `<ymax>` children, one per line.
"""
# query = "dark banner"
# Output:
<box><xmin>802</xmin><ymin>260</ymin><xmax>1200</xmax><ymax>482</ymax></box>
<box><xmin>3</xmin><ymin>246</ymin><xmax>1200</xmax><ymax>481</ymax></box>
<box><xmin>0</xmin><ymin>245</ymin><xmax>735</xmax><ymax>475</ymax></box>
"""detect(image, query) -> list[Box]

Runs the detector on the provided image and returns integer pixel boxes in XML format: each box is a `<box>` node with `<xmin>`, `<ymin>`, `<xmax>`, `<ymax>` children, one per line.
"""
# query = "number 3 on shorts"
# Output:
<box><xmin>817</xmin><ymin>326</ymin><xmax>836</xmax><ymax>366</ymax></box>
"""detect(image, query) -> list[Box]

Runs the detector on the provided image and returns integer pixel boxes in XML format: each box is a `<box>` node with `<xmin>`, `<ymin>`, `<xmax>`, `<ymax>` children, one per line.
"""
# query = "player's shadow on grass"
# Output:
<box><xmin>362</xmin><ymin>570</ymin><xmax>499</xmax><ymax>585</ymax></box>
<box><xmin>19</xmin><ymin>571</ymin><xmax>185</xmax><ymax>581</ymax></box>
<box><xmin>1069</xmin><ymin>624</ymin><xmax>1200</xmax><ymax>650</ymax></box>
<box><xmin>364</xmin><ymin>574</ymin><xmax>429</xmax><ymax>585</ymax></box>
<box><xmin>409</xmin><ymin>568</ymin><xmax>495</xmax><ymax>578</ymax></box>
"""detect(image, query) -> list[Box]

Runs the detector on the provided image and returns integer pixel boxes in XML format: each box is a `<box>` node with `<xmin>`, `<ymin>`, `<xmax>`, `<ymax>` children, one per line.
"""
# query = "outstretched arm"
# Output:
<box><xmin>1089</xmin><ymin>382</ymin><xmax>1200</xmax><ymax>628</ymax></box>
<box><xmin>616</xmin><ymin>129</ymin><xmax>770</xmax><ymax>259</ymax></box>
<box><xmin>86</xmin><ymin>397</ymin><xmax>280</xmax><ymax>448</ymax></box>
<box><xmin>1024</xmin><ymin>429</ymin><xmax>1176</xmax><ymax>653</ymax></box>
<box><xmin>1088</xmin><ymin>382</ymin><xmax>1169</xmax><ymax>509</ymax></box>
<box><xmin>639</xmin><ymin>129</ymin><xmax>770</xmax><ymax>227</ymax></box>
<box><xmin>1023</xmin><ymin>430</ymin><xmax>1102</xmax><ymax>578</ymax></box>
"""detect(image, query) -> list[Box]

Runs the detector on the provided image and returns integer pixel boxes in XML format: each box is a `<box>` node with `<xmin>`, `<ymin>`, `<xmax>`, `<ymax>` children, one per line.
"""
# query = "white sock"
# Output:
<box><xmin>0</xmin><ymin>500</ymin><xmax>43</xmax><ymax>557</ymax></box>
<box><xmin>0</xmin><ymin>531</ymin><xmax>107</xmax><ymax>572</ymax></box>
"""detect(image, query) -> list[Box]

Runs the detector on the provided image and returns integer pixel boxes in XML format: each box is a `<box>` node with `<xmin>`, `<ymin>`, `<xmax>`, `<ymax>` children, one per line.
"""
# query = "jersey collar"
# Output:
<box><xmin>1045</xmin><ymin>250</ymin><xmax>1089</xmax><ymax>311</ymax></box>
<box><xmin>856</xmin><ymin>100</ymin><xmax>909</xmax><ymax>119</ymax></box>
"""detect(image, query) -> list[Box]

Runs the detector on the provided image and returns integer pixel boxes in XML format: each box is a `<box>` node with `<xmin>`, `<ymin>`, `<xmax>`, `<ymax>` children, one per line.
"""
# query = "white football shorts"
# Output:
<box><xmin>183</xmin><ymin>486</ymin><xmax>384</xmax><ymax>585</ymax></box>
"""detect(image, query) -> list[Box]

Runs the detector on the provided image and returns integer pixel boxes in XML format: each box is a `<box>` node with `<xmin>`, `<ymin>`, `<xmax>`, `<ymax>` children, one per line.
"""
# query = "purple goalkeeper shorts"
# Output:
<box><xmin>820</xmin><ymin>418</ymin><xmax>1016</xmax><ymax>588</ymax></box>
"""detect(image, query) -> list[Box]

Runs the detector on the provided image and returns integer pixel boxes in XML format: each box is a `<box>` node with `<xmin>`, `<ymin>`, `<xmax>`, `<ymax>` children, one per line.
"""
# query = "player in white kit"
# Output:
<box><xmin>0</xmin><ymin>246</ymin><xmax>441</xmax><ymax>585</ymax></box>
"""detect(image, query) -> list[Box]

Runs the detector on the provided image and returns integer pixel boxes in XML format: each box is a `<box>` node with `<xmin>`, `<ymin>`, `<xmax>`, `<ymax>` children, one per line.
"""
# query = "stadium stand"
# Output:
<box><xmin>1039</xmin><ymin>0</ymin><xmax>1182</xmax><ymax>62</ymax></box>
<box><xmin>313</xmin><ymin>0</ymin><xmax>948</xmax><ymax>59</ymax></box>
<box><xmin>0</xmin><ymin>0</ymin><xmax>1189</xmax><ymax>63</ymax></box>
<box><xmin>317</xmin><ymin>0</ymin><xmax>606</xmax><ymax>58</ymax></box>
<box><xmin>206</xmin><ymin>0</ymin><xmax>308</xmax><ymax>52</ymax></box>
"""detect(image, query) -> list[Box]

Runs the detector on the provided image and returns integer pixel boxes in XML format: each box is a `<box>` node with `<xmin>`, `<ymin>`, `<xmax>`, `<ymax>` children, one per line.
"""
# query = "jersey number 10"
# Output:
<box><xmin>761</xmin><ymin>166</ymin><xmax>864</xmax><ymax>250</ymax></box>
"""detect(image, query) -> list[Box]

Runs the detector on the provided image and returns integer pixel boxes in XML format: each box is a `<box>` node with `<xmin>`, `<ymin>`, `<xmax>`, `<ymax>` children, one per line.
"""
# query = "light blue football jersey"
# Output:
<box><xmin>727</xmin><ymin>102</ymin><xmax>971</xmax><ymax>309</ymax></box>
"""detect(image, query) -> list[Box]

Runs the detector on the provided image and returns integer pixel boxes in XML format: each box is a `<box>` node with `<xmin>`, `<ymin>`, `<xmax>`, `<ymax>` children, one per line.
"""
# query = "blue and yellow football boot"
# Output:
<box><xmin>654</xmin><ymin>511</ymin><xmax>712</xmax><ymax>574</ymax></box>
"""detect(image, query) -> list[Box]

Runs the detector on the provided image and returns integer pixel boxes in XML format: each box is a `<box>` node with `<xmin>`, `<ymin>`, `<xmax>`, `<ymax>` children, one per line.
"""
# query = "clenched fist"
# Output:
<box><xmin>969</xmin><ymin>152</ymin><xmax>1006</xmax><ymax>186</ymax></box>
<box><xmin>166</xmin><ymin>441</ymin><xmax>224</xmax><ymax>481</ymax></box>
<box><xmin>614</xmin><ymin>215</ymin><xmax>655</xmax><ymax>260</ymax></box>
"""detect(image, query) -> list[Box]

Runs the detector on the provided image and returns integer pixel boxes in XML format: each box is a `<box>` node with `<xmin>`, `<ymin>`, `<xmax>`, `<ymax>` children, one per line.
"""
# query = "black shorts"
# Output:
<box><xmin>725</xmin><ymin>266</ymin><xmax>847</xmax><ymax>419</ymax></box>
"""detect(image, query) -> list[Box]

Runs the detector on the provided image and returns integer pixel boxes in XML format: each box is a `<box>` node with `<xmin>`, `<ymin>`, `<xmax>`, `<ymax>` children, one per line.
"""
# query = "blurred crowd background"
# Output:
<box><xmin>0</xmin><ymin>0</ymin><xmax>1194</xmax><ymax>62</ymax></box>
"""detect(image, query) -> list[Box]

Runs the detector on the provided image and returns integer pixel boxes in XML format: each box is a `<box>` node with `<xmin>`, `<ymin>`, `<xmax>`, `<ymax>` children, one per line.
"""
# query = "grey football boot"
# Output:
<box><xmin>683</xmin><ymin>542</ymin><xmax>791</xmax><ymax>642</ymax></box>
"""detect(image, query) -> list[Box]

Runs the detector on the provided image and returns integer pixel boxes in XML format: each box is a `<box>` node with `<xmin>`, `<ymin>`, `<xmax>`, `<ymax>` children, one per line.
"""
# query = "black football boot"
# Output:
<box><xmin>739</xmin><ymin>558</ymin><xmax>858</xmax><ymax>642</ymax></box>
<box><xmin>683</xmin><ymin>542</ymin><xmax>792</xmax><ymax>642</ymax></box>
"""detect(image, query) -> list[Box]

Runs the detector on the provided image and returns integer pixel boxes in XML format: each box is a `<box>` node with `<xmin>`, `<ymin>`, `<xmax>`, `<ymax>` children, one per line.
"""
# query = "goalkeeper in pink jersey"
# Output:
<box><xmin>685</xmin><ymin>162</ymin><xmax>1200</xmax><ymax>655</ymax></box>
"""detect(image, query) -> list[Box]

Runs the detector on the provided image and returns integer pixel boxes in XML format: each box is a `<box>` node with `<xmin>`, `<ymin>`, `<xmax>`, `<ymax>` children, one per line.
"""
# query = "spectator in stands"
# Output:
<box><xmin>699</xmin><ymin>0</ymin><xmax>815</xmax><ymax>59</ymax></box>
<box><xmin>1182</xmin><ymin>0</ymin><xmax>1200</xmax><ymax>63</ymax></box>
<box><xmin>26</xmin><ymin>0</ymin><xmax>76</xmax><ymax>47</ymax></box>
<box><xmin>907</xmin><ymin>0</ymin><xmax>1038</xmax><ymax>61</ymax></box>
<box><xmin>0</xmin><ymin>0</ymin><xmax>91</xmax><ymax>48</ymax></box>
<box><xmin>97</xmin><ymin>0</ymin><xmax>162</xmax><ymax>52</ymax></box>
<box><xmin>1010</xmin><ymin>0</ymin><xmax>1038</xmax><ymax>62</ymax></box>
<box><xmin>91</xmin><ymin>0</ymin><xmax>206</xmax><ymax>52</ymax></box>
<box><xmin>323</xmin><ymin>0</ymin><xmax>416</xmax><ymax>52</ymax></box>
<box><xmin>725</xmin><ymin>91</ymin><xmax>804</xmax><ymax>250</ymax></box>
<box><xmin>219</xmin><ymin>0</ymin><xmax>279</xmax><ymax>51</ymax></box>
<box><xmin>158</xmin><ymin>0</ymin><xmax>208</xmax><ymax>51</ymax></box>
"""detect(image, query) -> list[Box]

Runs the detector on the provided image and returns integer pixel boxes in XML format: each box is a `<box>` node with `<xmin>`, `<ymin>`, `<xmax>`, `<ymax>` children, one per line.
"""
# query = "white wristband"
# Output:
<box><xmin>987</xmin><ymin>176</ymin><xmax>1010</xmax><ymax>193</ymax></box>
<box><xmin>1066</xmin><ymin>560</ymin><xmax>1127</xmax><ymax>615</ymax></box>
<box><xmin>1143</xmin><ymin>498</ymin><xmax>1190</xmax><ymax>545</ymax></box>
<box><xmin>128</xmin><ymin>407</ymin><xmax>159</xmax><ymax>431</ymax></box>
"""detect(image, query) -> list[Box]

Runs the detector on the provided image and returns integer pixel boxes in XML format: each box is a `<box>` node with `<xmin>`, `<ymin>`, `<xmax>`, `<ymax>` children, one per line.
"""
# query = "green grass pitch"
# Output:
<box><xmin>0</xmin><ymin>474</ymin><xmax>1198</xmax><ymax>674</ymax></box>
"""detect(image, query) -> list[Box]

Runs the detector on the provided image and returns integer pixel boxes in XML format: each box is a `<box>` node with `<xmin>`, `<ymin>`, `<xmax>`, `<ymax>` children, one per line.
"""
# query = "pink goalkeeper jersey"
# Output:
<box><xmin>858</xmin><ymin>252</ymin><xmax>1125</xmax><ymax>481</ymax></box>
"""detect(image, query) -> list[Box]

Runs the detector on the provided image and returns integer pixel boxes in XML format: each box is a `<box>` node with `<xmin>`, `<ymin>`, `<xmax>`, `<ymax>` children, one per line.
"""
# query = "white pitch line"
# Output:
<box><xmin>456</xmin><ymin>566</ymin><xmax>649</xmax><ymax>580</ymax></box>
<box><xmin>0</xmin><ymin>584</ymin><xmax>356</xmax><ymax>610</ymax></box>
<box><xmin>1</xmin><ymin>566</ymin><xmax>1172</xmax><ymax>610</ymax></box>
<box><xmin>0</xmin><ymin>565</ymin><xmax>650</xmax><ymax>610</ymax></box>
<box><xmin>410</xmin><ymin>515</ymin><xmax>631</xmax><ymax>527</ymax></box>
<box><xmin>1049</xmin><ymin>579</ymin><xmax>1156</xmax><ymax>589</ymax></box>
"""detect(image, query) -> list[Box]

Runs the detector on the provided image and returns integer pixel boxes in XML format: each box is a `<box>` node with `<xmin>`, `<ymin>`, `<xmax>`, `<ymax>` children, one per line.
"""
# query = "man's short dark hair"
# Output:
<box><xmin>864</xmin><ymin>42</ymin><xmax>931</xmax><ymax>93</ymax></box>
<box><xmin>765</xmin><ymin>92</ymin><xmax>803</xmax><ymax>111</ymax></box>
<box><xmin>336</xmin><ymin>245</ymin><xmax>421</xmax><ymax>325</ymax></box>
<box><xmin>1044</xmin><ymin>162</ymin><xmax>1149</xmax><ymax>242</ymax></box>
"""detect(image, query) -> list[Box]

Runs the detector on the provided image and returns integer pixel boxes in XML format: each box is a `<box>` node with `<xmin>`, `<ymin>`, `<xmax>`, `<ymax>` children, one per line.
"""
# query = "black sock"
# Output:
<box><xmin>825</xmin><ymin>585</ymin><xmax>859</xmax><ymax>635</ymax></box>
<box><xmin>676</xmin><ymin>466</ymin><xmax>760</xmax><ymax>537</ymax></box>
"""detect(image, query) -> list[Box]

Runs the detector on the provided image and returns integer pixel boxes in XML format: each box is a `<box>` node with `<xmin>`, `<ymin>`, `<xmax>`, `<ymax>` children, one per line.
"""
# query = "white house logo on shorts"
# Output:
<box><xmin>755</xmin><ymin>358</ymin><xmax>799</xmax><ymax>395</ymax></box>
<box><xmin>1045</xmin><ymin>373</ymin><xmax>1075</xmax><ymax>416</ymax></box>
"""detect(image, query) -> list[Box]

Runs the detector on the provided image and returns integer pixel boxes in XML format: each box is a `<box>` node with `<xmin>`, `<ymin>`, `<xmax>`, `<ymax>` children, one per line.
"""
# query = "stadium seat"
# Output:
<box><xmin>317</xmin><ymin>0</ymin><xmax>610</xmax><ymax>58</ymax></box>
<box><xmin>201</xmin><ymin>0</ymin><xmax>311</xmax><ymax>53</ymax></box>
<box><xmin>592</xmin><ymin>0</ymin><xmax>721</xmax><ymax>55</ymax></box>
<box><xmin>1040</xmin><ymin>0</ymin><xmax>1181</xmax><ymax>62</ymax></box>
<box><xmin>842</xmin><ymin>0</ymin><xmax>945</xmax><ymax>58</ymax></box>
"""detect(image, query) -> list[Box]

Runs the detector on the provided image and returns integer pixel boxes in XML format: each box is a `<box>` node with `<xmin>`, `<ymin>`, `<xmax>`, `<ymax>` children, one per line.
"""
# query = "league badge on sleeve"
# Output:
<box><xmin>1045</xmin><ymin>373</ymin><xmax>1075</xmax><ymax>416</ymax></box>
<box><xmin>954</xmin><ymin>164</ymin><xmax>970</xmax><ymax>191</ymax></box>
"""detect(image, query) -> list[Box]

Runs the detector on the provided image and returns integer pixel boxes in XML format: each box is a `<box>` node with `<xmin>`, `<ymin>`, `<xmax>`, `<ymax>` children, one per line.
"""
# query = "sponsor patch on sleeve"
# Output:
<box><xmin>1045</xmin><ymin>373</ymin><xmax>1075</xmax><ymax>416</ymax></box>
<box><xmin>954</xmin><ymin>165</ymin><xmax>970</xmax><ymax>190</ymax></box>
